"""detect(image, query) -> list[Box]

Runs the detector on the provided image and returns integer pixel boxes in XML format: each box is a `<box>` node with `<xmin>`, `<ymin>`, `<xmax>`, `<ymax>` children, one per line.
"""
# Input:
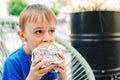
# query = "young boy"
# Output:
<box><xmin>2</xmin><ymin>4</ymin><xmax>67</xmax><ymax>80</ymax></box>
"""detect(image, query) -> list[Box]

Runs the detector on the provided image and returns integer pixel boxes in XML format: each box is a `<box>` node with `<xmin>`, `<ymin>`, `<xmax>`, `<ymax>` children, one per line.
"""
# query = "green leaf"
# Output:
<box><xmin>8</xmin><ymin>0</ymin><xmax>28</xmax><ymax>16</ymax></box>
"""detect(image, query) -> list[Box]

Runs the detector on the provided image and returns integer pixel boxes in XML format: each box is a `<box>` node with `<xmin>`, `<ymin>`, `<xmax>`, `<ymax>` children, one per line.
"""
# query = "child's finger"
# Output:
<box><xmin>32</xmin><ymin>57</ymin><xmax>43</xmax><ymax>66</ymax></box>
<box><xmin>38</xmin><ymin>65</ymin><xmax>54</xmax><ymax>74</ymax></box>
<box><xmin>57</xmin><ymin>53</ymin><xmax>65</xmax><ymax>60</ymax></box>
<box><xmin>34</xmin><ymin>59</ymin><xmax>51</xmax><ymax>70</ymax></box>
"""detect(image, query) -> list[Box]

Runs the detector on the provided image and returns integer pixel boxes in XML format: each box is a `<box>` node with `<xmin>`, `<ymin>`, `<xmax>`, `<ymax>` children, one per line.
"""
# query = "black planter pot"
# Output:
<box><xmin>70</xmin><ymin>11</ymin><xmax>120</xmax><ymax>80</ymax></box>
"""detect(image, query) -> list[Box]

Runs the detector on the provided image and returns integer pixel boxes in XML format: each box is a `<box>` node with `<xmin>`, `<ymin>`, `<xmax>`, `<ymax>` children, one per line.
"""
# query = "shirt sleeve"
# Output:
<box><xmin>2</xmin><ymin>58</ymin><xmax>23</xmax><ymax>80</ymax></box>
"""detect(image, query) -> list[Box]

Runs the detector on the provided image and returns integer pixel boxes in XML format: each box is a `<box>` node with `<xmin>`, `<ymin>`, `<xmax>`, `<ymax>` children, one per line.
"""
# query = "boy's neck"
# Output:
<box><xmin>23</xmin><ymin>44</ymin><xmax>32</xmax><ymax>56</ymax></box>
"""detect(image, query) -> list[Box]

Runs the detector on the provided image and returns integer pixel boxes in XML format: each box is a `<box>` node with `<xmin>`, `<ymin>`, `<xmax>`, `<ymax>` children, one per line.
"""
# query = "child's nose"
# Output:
<box><xmin>42</xmin><ymin>33</ymin><xmax>51</xmax><ymax>42</ymax></box>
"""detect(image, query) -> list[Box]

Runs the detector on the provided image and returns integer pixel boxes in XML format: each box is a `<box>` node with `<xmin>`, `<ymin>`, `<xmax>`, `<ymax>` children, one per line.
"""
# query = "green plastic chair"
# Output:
<box><xmin>55</xmin><ymin>37</ymin><xmax>95</xmax><ymax>80</ymax></box>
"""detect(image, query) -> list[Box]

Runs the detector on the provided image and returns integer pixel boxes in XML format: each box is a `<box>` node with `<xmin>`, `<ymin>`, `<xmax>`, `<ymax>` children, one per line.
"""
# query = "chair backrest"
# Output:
<box><xmin>0</xmin><ymin>41</ymin><xmax>8</xmax><ymax>79</ymax></box>
<box><xmin>55</xmin><ymin>37</ymin><xmax>95</xmax><ymax>80</ymax></box>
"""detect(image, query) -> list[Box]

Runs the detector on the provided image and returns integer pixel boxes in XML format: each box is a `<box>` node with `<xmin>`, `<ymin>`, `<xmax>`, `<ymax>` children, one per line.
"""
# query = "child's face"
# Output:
<box><xmin>22</xmin><ymin>21</ymin><xmax>56</xmax><ymax>52</ymax></box>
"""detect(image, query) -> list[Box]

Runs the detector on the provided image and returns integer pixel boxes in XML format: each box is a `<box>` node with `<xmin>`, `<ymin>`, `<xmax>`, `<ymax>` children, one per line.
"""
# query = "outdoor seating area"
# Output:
<box><xmin>0</xmin><ymin>19</ymin><xmax>95</xmax><ymax>79</ymax></box>
<box><xmin>0</xmin><ymin>23</ymin><xmax>95</xmax><ymax>80</ymax></box>
<box><xmin>1</xmin><ymin>0</ymin><xmax>120</xmax><ymax>80</ymax></box>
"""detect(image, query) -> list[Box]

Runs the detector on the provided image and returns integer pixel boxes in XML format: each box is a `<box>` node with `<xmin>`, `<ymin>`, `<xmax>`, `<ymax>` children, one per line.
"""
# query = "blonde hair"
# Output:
<box><xmin>19</xmin><ymin>4</ymin><xmax>56</xmax><ymax>31</ymax></box>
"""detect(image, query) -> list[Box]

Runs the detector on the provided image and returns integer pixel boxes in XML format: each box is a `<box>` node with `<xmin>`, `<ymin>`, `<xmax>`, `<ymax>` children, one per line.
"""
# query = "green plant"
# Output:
<box><xmin>51</xmin><ymin>7</ymin><xmax>59</xmax><ymax>16</ymax></box>
<box><xmin>8</xmin><ymin>0</ymin><xmax>28</xmax><ymax>16</ymax></box>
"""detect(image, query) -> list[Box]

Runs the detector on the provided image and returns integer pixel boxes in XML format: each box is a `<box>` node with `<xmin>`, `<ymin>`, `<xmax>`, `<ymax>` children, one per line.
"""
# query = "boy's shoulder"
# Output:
<box><xmin>7</xmin><ymin>46</ymin><xmax>25</xmax><ymax>61</ymax></box>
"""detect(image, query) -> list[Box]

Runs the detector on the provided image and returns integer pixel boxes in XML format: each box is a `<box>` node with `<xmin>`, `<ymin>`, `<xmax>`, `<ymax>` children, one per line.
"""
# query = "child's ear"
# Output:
<box><xmin>17</xmin><ymin>29</ymin><xmax>26</xmax><ymax>42</ymax></box>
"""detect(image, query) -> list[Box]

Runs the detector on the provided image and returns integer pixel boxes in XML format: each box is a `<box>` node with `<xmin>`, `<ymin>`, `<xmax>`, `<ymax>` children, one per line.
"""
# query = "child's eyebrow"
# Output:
<box><xmin>33</xmin><ymin>26</ymin><xmax>56</xmax><ymax>30</ymax></box>
<box><xmin>50</xmin><ymin>26</ymin><xmax>56</xmax><ymax>29</ymax></box>
<box><xmin>33</xmin><ymin>27</ymin><xmax>44</xmax><ymax>31</ymax></box>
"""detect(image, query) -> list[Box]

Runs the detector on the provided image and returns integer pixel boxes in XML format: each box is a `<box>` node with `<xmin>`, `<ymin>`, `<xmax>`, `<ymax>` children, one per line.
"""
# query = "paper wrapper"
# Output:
<box><xmin>32</xmin><ymin>42</ymin><xmax>63</xmax><ymax>68</ymax></box>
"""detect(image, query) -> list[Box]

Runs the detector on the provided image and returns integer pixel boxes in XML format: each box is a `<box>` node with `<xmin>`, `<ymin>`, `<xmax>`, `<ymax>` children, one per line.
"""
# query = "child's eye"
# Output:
<box><xmin>50</xmin><ymin>29</ymin><xmax>55</xmax><ymax>33</ymax></box>
<box><xmin>35</xmin><ymin>30</ymin><xmax>42</xmax><ymax>34</ymax></box>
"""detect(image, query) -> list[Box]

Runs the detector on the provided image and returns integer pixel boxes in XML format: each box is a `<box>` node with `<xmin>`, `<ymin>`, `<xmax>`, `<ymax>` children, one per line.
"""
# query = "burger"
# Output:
<box><xmin>32</xmin><ymin>42</ymin><xmax>63</xmax><ymax>68</ymax></box>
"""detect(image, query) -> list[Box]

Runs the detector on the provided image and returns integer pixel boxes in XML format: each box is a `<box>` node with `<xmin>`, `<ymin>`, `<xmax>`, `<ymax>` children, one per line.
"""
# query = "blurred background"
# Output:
<box><xmin>1</xmin><ymin>0</ymin><xmax>120</xmax><ymax>53</ymax></box>
<box><xmin>1</xmin><ymin>0</ymin><xmax>120</xmax><ymax>79</ymax></box>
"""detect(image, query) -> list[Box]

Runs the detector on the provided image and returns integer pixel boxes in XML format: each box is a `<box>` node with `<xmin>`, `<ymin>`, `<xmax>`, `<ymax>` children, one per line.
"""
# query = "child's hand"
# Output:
<box><xmin>54</xmin><ymin>53</ymin><xmax>67</xmax><ymax>80</ymax></box>
<box><xmin>26</xmin><ymin>57</ymin><xmax>54</xmax><ymax>80</ymax></box>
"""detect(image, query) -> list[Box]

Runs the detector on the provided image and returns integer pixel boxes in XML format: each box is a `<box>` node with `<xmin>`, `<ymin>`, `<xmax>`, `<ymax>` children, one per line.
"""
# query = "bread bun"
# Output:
<box><xmin>38</xmin><ymin>42</ymin><xmax>60</xmax><ymax>52</ymax></box>
<box><xmin>38</xmin><ymin>42</ymin><xmax>53</xmax><ymax>48</ymax></box>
